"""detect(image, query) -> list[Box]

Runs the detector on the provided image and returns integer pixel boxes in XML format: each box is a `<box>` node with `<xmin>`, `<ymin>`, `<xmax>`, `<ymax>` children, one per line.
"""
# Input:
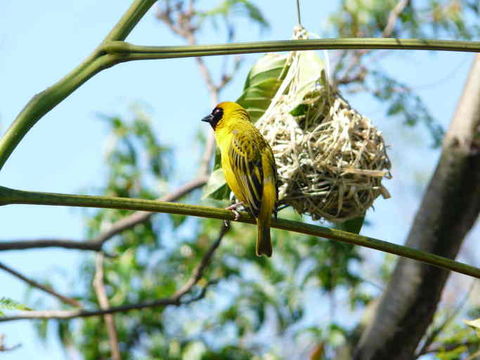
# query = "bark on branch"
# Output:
<box><xmin>354</xmin><ymin>54</ymin><xmax>480</xmax><ymax>360</ymax></box>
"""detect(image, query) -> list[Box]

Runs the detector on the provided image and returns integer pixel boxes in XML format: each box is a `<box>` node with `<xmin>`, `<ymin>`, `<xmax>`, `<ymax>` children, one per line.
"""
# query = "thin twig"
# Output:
<box><xmin>336</xmin><ymin>0</ymin><xmax>410</xmax><ymax>85</ymax></box>
<box><xmin>382</xmin><ymin>0</ymin><xmax>411</xmax><ymax>37</ymax></box>
<box><xmin>0</xmin><ymin>334</ymin><xmax>21</xmax><ymax>352</ymax></box>
<box><xmin>0</xmin><ymin>262</ymin><xmax>81</xmax><ymax>307</ymax></box>
<box><xmin>415</xmin><ymin>280</ymin><xmax>477</xmax><ymax>357</ymax></box>
<box><xmin>0</xmin><ymin>238</ymin><xmax>101</xmax><ymax>252</ymax></box>
<box><xmin>0</xmin><ymin>223</ymin><xmax>229</xmax><ymax>322</ymax></box>
<box><xmin>93</xmin><ymin>253</ymin><xmax>121</xmax><ymax>360</ymax></box>
<box><xmin>175</xmin><ymin>222</ymin><xmax>229</xmax><ymax>298</ymax></box>
<box><xmin>91</xmin><ymin>176</ymin><xmax>208</xmax><ymax>248</ymax></box>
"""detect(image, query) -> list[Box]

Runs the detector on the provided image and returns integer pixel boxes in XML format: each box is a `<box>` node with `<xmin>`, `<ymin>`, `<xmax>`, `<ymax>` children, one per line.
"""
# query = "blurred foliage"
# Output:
<box><xmin>329</xmin><ymin>0</ymin><xmax>480</xmax><ymax>146</ymax></box>
<box><xmin>0</xmin><ymin>297</ymin><xmax>31</xmax><ymax>316</ymax></box>
<box><xmin>26</xmin><ymin>1</ymin><xmax>480</xmax><ymax>359</ymax></box>
<box><xmin>417</xmin><ymin>305</ymin><xmax>480</xmax><ymax>359</ymax></box>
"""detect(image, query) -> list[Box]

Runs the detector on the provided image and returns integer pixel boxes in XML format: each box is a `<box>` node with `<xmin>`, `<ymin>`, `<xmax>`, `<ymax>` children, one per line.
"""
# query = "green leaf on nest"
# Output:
<box><xmin>237</xmin><ymin>53</ymin><xmax>289</xmax><ymax>122</ymax></box>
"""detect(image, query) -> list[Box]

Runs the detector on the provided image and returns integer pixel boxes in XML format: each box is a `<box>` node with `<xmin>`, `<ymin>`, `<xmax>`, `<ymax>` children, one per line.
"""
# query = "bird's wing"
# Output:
<box><xmin>228</xmin><ymin>131</ymin><xmax>265</xmax><ymax>216</ymax></box>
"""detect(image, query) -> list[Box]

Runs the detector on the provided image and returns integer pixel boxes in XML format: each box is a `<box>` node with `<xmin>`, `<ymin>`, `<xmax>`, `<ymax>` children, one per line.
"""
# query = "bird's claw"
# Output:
<box><xmin>226</xmin><ymin>202</ymin><xmax>243</xmax><ymax>221</ymax></box>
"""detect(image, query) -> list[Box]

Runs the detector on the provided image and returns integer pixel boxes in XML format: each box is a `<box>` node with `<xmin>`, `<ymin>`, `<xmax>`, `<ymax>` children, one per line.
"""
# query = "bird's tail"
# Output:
<box><xmin>256</xmin><ymin>217</ymin><xmax>272</xmax><ymax>257</ymax></box>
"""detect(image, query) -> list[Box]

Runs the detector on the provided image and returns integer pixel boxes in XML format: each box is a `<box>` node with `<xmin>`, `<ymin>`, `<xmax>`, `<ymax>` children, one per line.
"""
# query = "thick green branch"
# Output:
<box><xmin>102</xmin><ymin>38</ymin><xmax>480</xmax><ymax>62</ymax></box>
<box><xmin>102</xmin><ymin>0</ymin><xmax>157</xmax><ymax>42</ymax></box>
<box><xmin>1</xmin><ymin>186</ymin><xmax>479</xmax><ymax>279</ymax></box>
<box><xmin>1</xmin><ymin>35</ymin><xmax>478</xmax><ymax>174</ymax></box>
<box><xmin>0</xmin><ymin>0</ymin><xmax>157</xmax><ymax>172</ymax></box>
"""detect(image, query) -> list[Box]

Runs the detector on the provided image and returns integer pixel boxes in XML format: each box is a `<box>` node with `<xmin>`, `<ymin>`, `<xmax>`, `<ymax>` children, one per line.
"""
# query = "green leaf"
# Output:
<box><xmin>202</xmin><ymin>0</ymin><xmax>269</xmax><ymax>28</ymax></box>
<box><xmin>237</xmin><ymin>53</ymin><xmax>289</xmax><ymax>122</ymax></box>
<box><xmin>202</xmin><ymin>168</ymin><xmax>231</xmax><ymax>200</ymax></box>
<box><xmin>0</xmin><ymin>297</ymin><xmax>32</xmax><ymax>315</ymax></box>
<box><xmin>335</xmin><ymin>215</ymin><xmax>365</xmax><ymax>234</ymax></box>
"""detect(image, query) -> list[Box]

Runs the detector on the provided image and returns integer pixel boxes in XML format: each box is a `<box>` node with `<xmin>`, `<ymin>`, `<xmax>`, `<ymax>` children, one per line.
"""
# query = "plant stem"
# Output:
<box><xmin>0</xmin><ymin>0</ymin><xmax>157</xmax><ymax>172</ymax></box>
<box><xmin>103</xmin><ymin>38</ymin><xmax>480</xmax><ymax>61</ymax></box>
<box><xmin>1</xmin><ymin>186</ymin><xmax>479</xmax><ymax>279</ymax></box>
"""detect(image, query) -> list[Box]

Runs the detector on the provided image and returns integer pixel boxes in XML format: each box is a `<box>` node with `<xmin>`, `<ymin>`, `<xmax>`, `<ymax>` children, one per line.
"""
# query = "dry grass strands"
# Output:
<box><xmin>256</xmin><ymin>34</ymin><xmax>391</xmax><ymax>221</ymax></box>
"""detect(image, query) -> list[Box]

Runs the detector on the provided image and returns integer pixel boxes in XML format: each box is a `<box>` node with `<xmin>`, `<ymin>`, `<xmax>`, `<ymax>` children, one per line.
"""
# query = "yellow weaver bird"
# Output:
<box><xmin>202</xmin><ymin>102</ymin><xmax>278</xmax><ymax>257</ymax></box>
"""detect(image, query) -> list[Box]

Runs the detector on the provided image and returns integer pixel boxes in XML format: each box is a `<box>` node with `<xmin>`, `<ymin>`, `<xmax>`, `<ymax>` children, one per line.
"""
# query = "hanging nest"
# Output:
<box><xmin>256</xmin><ymin>33</ymin><xmax>391</xmax><ymax>222</ymax></box>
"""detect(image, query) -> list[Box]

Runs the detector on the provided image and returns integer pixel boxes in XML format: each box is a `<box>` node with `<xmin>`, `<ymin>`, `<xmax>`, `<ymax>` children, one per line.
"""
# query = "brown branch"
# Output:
<box><xmin>0</xmin><ymin>334</ymin><xmax>21</xmax><ymax>352</ymax></box>
<box><xmin>0</xmin><ymin>223</ymin><xmax>228</xmax><ymax>322</ymax></box>
<box><xmin>93</xmin><ymin>253</ymin><xmax>121</xmax><ymax>360</ymax></box>
<box><xmin>0</xmin><ymin>177</ymin><xmax>207</xmax><ymax>253</ymax></box>
<box><xmin>382</xmin><ymin>0</ymin><xmax>411</xmax><ymax>37</ymax></box>
<box><xmin>0</xmin><ymin>262</ymin><xmax>81</xmax><ymax>307</ymax></box>
<box><xmin>0</xmin><ymin>238</ymin><xmax>101</xmax><ymax>252</ymax></box>
<box><xmin>336</xmin><ymin>0</ymin><xmax>410</xmax><ymax>86</ymax></box>
<box><xmin>91</xmin><ymin>176</ymin><xmax>208</xmax><ymax>248</ymax></box>
<box><xmin>354</xmin><ymin>54</ymin><xmax>480</xmax><ymax>360</ymax></box>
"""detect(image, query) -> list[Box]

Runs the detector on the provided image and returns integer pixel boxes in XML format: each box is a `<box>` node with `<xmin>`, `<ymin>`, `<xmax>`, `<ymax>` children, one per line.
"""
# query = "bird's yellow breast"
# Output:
<box><xmin>214</xmin><ymin>125</ymin><xmax>248</xmax><ymax>204</ymax></box>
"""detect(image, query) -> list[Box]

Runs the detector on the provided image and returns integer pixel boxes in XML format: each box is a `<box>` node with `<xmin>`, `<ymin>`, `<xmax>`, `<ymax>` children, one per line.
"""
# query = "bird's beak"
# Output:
<box><xmin>201</xmin><ymin>114</ymin><xmax>213</xmax><ymax>124</ymax></box>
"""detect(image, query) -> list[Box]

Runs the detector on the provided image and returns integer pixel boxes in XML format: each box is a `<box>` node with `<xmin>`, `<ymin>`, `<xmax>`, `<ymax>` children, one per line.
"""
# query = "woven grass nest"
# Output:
<box><xmin>256</xmin><ymin>48</ymin><xmax>391</xmax><ymax>222</ymax></box>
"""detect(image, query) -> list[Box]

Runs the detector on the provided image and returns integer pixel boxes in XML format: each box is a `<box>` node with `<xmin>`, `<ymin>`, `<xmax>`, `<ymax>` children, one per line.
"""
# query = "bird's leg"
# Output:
<box><xmin>225</xmin><ymin>202</ymin><xmax>244</xmax><ymax>221</ymax></box>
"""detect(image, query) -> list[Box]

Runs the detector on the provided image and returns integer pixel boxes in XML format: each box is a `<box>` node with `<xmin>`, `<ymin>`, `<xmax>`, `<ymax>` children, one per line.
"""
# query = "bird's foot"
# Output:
<box><xmin>225</xmin><ymin>202</ymin><xmax>244</xmax><ymax>221</ymax></box>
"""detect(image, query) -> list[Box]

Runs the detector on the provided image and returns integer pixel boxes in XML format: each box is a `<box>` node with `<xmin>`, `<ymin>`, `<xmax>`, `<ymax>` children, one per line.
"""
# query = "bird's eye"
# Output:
<box><xmin>212</xmin><ymin>107</ymin><xmax>224</xmax><ymax>121</ymax></box>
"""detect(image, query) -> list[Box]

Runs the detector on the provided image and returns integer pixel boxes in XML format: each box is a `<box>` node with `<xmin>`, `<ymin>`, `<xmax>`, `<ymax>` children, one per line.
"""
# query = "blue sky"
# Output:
<box><xmin>0</xmin><ymin>0</ymin><xmax>478</xmax><ymax>359</ymax></box>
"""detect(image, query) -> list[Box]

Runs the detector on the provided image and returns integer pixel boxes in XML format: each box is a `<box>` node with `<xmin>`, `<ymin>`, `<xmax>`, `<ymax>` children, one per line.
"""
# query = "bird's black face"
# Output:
<box><xmin>201</xmin><ymin>107</ymin><xmax>224</xmax><ymax>129</ymax></box>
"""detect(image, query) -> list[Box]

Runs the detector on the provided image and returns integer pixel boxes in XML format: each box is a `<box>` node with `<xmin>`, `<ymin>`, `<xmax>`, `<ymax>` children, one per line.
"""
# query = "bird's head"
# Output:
<box><xmin>201</xmin><ymin>102</ymin><xmax>247</xmax><ymax>130</ymax></box>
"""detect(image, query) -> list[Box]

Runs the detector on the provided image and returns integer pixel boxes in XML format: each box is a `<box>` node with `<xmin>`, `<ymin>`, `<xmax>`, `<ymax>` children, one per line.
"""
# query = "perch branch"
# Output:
<box><xmin>1</xmin><ymin>186</ymin><xmax>480</xmax><ymax>279</ymax></box>
<box><xmin>0</xmin><ymin>176</ymin><xmax>207</xmax><ymax>252</ymax></box>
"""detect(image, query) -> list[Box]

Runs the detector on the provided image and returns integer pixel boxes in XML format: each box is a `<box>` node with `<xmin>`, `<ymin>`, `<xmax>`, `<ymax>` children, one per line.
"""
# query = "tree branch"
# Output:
<box><xmin>93</xmin><ymin>253</ymin><xmax>121</xmax><ymax>360</ymax></box>
<box><xmin>382</xmin><ymin>0</ymin><xmax>411</xmax><ymax>37</ymax></box>
<box><xmin>0</xmin><ymin>0</ymin><xmax>157</xmax><ymax>172</ymax></box>
<box><xmin>1</xmin><ymin>36</ymin><xmax>478</xmax><ymax>174</ymax></box>
<box><xmin>0</xmin><ymin>262</ymin><xmax>81</xmax><ymax>307</ymax></box>
<box><xmin>0</xmin><ymin>176</ymin><xmax>207</xmax><ymax>252</ymax></box>
<box><xmin>0</xmin><ymin>238</ymin><xmax>101</xmax><ymax>252</ymax></box>
<box><xmin>0</xmin><ymin>223</ymin><xmax>228</xmax><ymax>322</ymax></box>
<box><xmin>102</xmin><ymin>39</ymin><xmax>480</xmax><ymax>62</ymax></box>
<box><xmin>354</xmin><ymin>54</ymin><xmax>480</xmax><ymax>360</ymax></box>
<box><xmin>1</xmin><ymin>186</ymin><xmax>480</xmax><ymax>279</ymax></box>
<box><xmin>91</xmin><ymin>176</ymin><xmax>208</xmax><ymax>248</ymax></box>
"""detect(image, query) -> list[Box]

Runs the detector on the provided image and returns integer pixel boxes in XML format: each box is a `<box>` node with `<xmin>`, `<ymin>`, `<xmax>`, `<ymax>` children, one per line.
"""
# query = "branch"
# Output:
<box><xmin>103</xmin><ymin>39</ymin><xmax>480</xmax><ymax>61</ymax></box>
<box><xmin>1</xmin><ymin>186</ymin><xmax>480</xmax><ymax>279</ymax></box>
<box><xmin>354</xmin><ymin>54</ymin><xmax>480</xmax><ymax>360</ymax></box>
<box><xmin>382</xmin><ymin>0</ymin><xmax>411</xmax><ymax>37</ymax></box>
<box><xmin>0</xmin><ymin>262</ymin><xmax>81</xmax><ymax>307</ymax></box>
<box><xmin>0</xmin><ymin>334</ymin><xmax>21</xmax><ymax>352</ymax></box>
<box><xmin>0</xmin><ymin>0</ymin><xmax>157</xmax><ymax>172</ymax></box>
<box><xmin>90</xmin><ymin>176</ymin><xmax>208</xmax><ymax>248</ymax></box>
<box><xmin>0</xmin><ymin>177</ymin><xmax>207</xmax><ymax>252</ymax></box>
<box><xmin>93</xmin><ymin>253</ymin><xmax>121</xmax><ymax>360</ymax></box>
<box><xmin>0</xmin><ymin>223</ymin><xmax>228</xmax><ymax>322</ymax></box>
<box><xmin>0</xmin><ymin>238</ymin><xmax>101</xmax><ymax>252</ymax></box>
<box><xmin>2</xmin><ymin>37</ymin><xmax>478</xmax><ymax>174</ymax></box>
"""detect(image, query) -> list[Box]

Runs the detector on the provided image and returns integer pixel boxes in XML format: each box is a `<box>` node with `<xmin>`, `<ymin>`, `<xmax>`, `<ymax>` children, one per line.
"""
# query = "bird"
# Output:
<box><xmin>202</xmin><ymin>102</ymin><xmax>278</xmax><ymax>257</ymax></box>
